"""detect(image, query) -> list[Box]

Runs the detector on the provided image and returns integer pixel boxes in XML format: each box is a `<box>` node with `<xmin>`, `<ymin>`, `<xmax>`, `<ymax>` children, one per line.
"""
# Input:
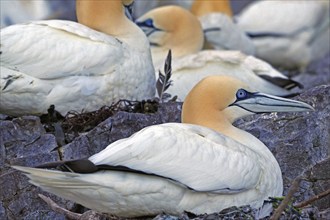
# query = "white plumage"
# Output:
<box><xmin>0</xmin><ymin>0</ymin><xmax>51</xmax><ymax>28</ymax></box>
<box><xmin>0</xmin><ymin>0</ymin><xmax>155</xmax><ymax>116</ymax></box>
<box><xmin>167</xmin><ymin>50</ymin><xmax>295</xmax><ymax>101</ymax></box>
<box><xmin>237</xmin><ymin>0</ymin><xmax>330</xmax><ymax>69</ymax></box>
<box><xmin>199</xmin><ymin>13</ymin><xmax>255</xmax><ymax>55</ymax></box>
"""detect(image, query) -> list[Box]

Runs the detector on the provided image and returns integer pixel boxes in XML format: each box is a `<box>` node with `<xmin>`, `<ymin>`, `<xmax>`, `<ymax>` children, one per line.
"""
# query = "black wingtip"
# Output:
<box><xmin>259</xmin><ymin>75</ymin><xmax>304</xmax><ymax>90</ymax></box>
<box><xmin>36</xmin><ymin>159</ymin><xmax>98</xmax><ymax>173</ymax></box>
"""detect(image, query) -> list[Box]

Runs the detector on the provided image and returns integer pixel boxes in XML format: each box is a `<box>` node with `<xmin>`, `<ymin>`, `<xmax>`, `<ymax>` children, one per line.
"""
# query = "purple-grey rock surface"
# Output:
<box><xmin>0</xmin><ymin>57</ymin><xmax>329</xmax><ymax>220</ymax></box>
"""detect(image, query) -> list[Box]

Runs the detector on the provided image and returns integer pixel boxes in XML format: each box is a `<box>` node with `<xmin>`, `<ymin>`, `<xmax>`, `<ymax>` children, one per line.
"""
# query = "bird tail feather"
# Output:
<box><xmin>12</xmin><ymin>166</ymin><xmax>95</xmax><ymax>189</ymax></box>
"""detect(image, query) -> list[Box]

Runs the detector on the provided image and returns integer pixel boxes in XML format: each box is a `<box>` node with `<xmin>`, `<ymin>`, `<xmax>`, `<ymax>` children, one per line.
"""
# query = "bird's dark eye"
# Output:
<box><xmin>236</xmin><ymin>89</ymin><xmax>247</xmax><ymax>99</ymax></box>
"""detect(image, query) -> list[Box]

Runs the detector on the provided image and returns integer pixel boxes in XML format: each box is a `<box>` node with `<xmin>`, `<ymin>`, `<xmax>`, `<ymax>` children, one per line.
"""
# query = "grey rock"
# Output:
<box><xmin>23</xmin><ymin>210</ymin><xmax>66</xmax><ymax>220</ymax></box>
<box><xmin>291</xmin><ymin>52</ymin><xmax>330</xmax><ymax>90</ymax></box>
<box><xmin>153</xmin><ymin>213</ymin><xmax>179</xmax><ymax>220</ymax></box>
<box><xmin>0</xmin><ymin>116</ymin><xmax>72</xmax><ymax>220</ymax></box>
<box><xmin>1</xmin><ymin>168</ymin><xmax>75</xmax><ymax>220</ymax></box>
<box><xmin>79</xmin><ymin>210</ymin><xmax>108</xmax><ymax>220</ymax></box>
<box><xmin>304</xmin><ymin>158</ymin><xmax>330</xmax><ymax>211</ymax></box>
<box><xmin>0</xmin><ymin>203</ymin><xmax>6</xmax><ymax>220</ymax></box>
<box><xmin>235</xmin><ymin>84</ymin><xmax>329</xmax><ymax>216</ymax></box>
<box><xmin>0</xmin><ymin>116</ymin><xmax>59</xmax><ymax>173</ymax></box>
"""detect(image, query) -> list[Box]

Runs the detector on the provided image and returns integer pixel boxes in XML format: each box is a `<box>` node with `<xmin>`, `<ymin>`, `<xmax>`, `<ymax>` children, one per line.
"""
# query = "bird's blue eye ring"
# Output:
<box><xmin>236</xmin><ymin>89</ymin><xmax>247</xmax><ymax>99</ymax></box>
<box><xmin>143</xmin><ymin>18</ymin><xmax>154</xmax><ymax>28</ymax></box>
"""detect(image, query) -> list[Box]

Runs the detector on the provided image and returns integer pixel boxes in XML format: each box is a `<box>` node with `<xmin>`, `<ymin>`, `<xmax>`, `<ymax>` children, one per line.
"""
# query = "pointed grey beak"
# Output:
<box><xmin>233</xmin><ymin>92</ymin><xmax>314</xmax><ymax>113</ymax></box>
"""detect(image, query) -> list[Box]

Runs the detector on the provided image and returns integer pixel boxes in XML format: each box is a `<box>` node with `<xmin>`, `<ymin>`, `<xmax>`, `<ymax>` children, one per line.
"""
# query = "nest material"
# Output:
<box><xmin>40</xmin><ymin>99</ymin><xmax>159</xmax><ymax>144</ymax></box>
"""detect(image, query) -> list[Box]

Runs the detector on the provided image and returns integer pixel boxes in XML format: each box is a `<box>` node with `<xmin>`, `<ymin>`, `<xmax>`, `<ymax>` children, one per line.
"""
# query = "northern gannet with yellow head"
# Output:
<box><xmin>136</xmin><ymin>6</ymin><xmax>301</xmax><ymax>100</ymax></box>
<box><xmin>190</xmin><ymin>0</ymin><xmax>255</xmax><ymax>54</ymax></box>
<box><xmin>13</xmin><ymin>76</ymin><xmax>314</xmax><ymax>217</ymax></box>
<box><xmin>0</xmin><ymin>0</ymin><xmax>155</xmax><ymax>116</ymax></box>
<box><xmin>237</xmin><ymin>0</ymin><xmax>330</xmax><ymax>69</ymax></box>
<box><xmin>137</xmin><ymin>5</ymin><xmax>204</xmax><ymax>68</ymax></box>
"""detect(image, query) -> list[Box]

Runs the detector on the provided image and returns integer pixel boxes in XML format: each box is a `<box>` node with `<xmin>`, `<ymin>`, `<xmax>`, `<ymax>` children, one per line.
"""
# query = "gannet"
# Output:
<box><xmin>190</xmin><ymin>0</ymin><xmax>255</xmax><ymax>54</ymax></box>
<box><xmin>237</xmin><ymin>0</ymin><xmax>330</xmax><ymax>69</ymax></box>
<box><xmin>13</xmin><ymin>76</ymin><xmax>314</xmax><ymax>217</ymax></box>
<box><xmin>136</xmin><ymin>6</ymin><xmax>300</xmax><ymax>100</ymax></box>
<box><xmin>0</xmin><ymin>0</ymin><xmax>155</xmax><ymax>116</ymax></box>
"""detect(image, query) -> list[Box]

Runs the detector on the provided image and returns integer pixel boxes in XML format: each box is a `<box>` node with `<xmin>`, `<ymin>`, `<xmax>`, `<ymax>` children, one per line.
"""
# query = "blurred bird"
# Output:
<box><xmin>14</xmin><ymin>75</ymin><xmax>314</xmax><ymax>217</ymax></box>
<box><xmin>136</xmin><ymin>6</ymin><xmax>301</xmax><ymax>100</ymax></box>
<box><xmin>1</xmin><ymin>0</ymin><xmax>51</xmax><ymax>27</ymax></box>
<box><xmin>191</xmin><ymin>0</ymin><xmax>255</xmax><ymax>54</ymax></box>
<box><xmin>0</xmin><ymin>0</ymin><xmax>76</xmax><ymax>28</ymax></box>
<box><xmin>191</xmin><ymin>0</ymin><xmax>233</xmax><ymax>17</ymax></box>
<box><xmin>237</xmin><ymin>0</ymin><xmax>330</xmax><ymax>69</ymax></box>
<box><xmin>0</xmin><ymin>0</ymin><xmax>155</xmax><ymax>116</ymax></box>
<box><xmin>131</xmin><ymin>0</ymin><xmax>193</xmax><ymax>18</ymax></box>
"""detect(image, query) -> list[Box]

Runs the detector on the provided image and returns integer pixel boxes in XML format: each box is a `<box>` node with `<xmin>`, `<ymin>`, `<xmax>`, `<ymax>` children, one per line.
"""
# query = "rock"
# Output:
<box><xmin>304</xmin><ymin>158</ymin><xmax>330</xmax><ymax>211</ymax></box>
<box><xmin>0</xmin><ymin>116</ymin><xmax>59</xmax><ymax>172</ymax></box>
<box><xmin>0</xmin><ymin>203</ymin><xmax>6</xmax><ymax>220</ymax></box>
<box><xmin>0</xmin><ymin>116</ymin><xmax>74</xmax><ymax>219</ymax></box>
<box><xmin>234</xmin><ymin>84</ymin><xmax>329</xmax><ymax>217</ymax></box>
<box><xmin>291</xmin><ymin>52</ymin><xmax>330</xmax><ymax>90</ymax></box>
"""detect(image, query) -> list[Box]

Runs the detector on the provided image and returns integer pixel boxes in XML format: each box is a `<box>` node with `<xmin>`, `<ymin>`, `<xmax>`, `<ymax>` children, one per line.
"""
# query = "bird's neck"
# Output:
<box><xmin>191</xmin><ymin>0</ymin><xmax>233</xmax><ymax>17</ymax></box>
<box><xmin>76</xmin><ymin>0</ymin><xmax>149</xmax><ymax>49</ymax></box>
<box><xmin>151</xmin><ymin>41</ymin><xmax>202</xmax><ymax>68</ymax></box>
<box><xmin>76</xmin><ymin>0</ymin><xmax>133</xmax><ymax>37</ymax></box>
<box><xmin>151</xmin><ymin>26</ymin><xmax>204</xmax><ymax>65</ymax></box>
<box><xmin>182</xmin><ymin>107</ymin><xmax>232</xmax><ymax>137</ymax></box>
<box><xmin>182</xmin><ymin>104</ymin><xmax>255</xmax><ymax>147</ymax></box>
<box><xmin>173</xmin><ymin>25</ymin><xmax>204</xmax><ymax>59</ymax></box>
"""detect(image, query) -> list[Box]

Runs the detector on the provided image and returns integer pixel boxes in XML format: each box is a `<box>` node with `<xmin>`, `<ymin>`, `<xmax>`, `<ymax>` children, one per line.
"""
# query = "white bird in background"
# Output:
<box><xmin>14</xmin><ymin>75</ymin><xmax>314</xmax><ymax>217</ymax></box>
<box><xmin>0</xmin><ymin>0</ymin><xmax>51</xmax><ymax>28</ymax></box>
<box><xmin>136</xmin><ymin>6</ymin><xmax>301</xmax><ymax>101</ymax></box>
<box><xmin>0</xmin><ymin>0</ymin><xmax>76</xmax><ymax>28</ymax></box>
<box><xmin>0</xmin><ymin>0</ymin><xmax>155</xmax><ymax>116</ymax></box>
<box><xmin>191</xmin><ymin>0</ymin><xmax>255</xmax><ymax>54</ymax></box>
<box><xmin>237</xmin><ymin>0</ymin><xmax>330</xmax><ymax>69</ymax></box>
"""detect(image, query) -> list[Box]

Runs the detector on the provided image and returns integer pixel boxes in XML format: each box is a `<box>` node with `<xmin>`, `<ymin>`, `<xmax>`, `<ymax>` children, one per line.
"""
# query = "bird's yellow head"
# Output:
<box><xmin>136</xmin><ymin>5</ymin><xmax>204</xmax><ymax>58</ymax></box>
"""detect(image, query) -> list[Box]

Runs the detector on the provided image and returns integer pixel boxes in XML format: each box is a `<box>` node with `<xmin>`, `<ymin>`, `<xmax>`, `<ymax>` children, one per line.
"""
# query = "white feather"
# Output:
<box><xmin>237</xmin><ymin>0</ymin><xmax>330</xmax><ymax>69</ymax></box>
<box><xmin>199</xmin><ymin>13</ymin><xmax>255</xmax><ymax>55</ymax></box>
<box><xmin>90</xmin><ymin>123</ymin><xmax>262</xmax><ymax>192</ymax></box>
